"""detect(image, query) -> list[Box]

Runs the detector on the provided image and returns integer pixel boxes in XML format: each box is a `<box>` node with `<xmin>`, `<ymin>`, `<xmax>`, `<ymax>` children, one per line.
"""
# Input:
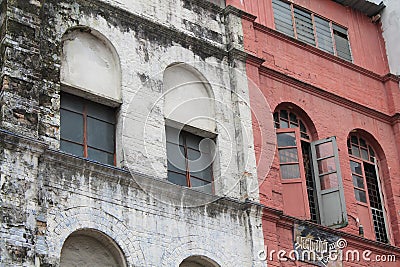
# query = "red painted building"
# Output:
<box><xmin>227</xmin><ymin>0</ymin><xmax>400</xmax><ymax>266</ymax></box>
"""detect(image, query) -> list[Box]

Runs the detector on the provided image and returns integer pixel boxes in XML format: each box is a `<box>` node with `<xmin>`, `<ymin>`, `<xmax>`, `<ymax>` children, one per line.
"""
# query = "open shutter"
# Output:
<box><xmin>277</xmin><ymin>128</ymin><xmax>310</xmax><ymax>219</ymax></box>
<box><xmin>311</xmin><ymin>137</ymin><xmax>347</xmax><ymax>228</ymax></box>
<box><xmin>373</xmin><ymin>159</ymin><xmax>390</xmax><ymax>243</ymax></box>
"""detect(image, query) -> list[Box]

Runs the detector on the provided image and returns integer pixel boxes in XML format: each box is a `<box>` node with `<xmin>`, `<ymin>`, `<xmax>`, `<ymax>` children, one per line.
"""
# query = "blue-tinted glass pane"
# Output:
<box><xmin>87</xmin><ymin>102</ymin><xmax>115</xmax><ymax>123</ymax></box>
<box><xmin>60</xmin><ymin>109</ymin><xmax>84</xmax><ymax>143</ymax></box>
<box><xmin>87</xmin><ymin>117</ymin><xmax>115</xmax><ymax>153</ymax></box>
<box><xmin>168</xmin><ymin>172</ymin><xmax>187</xmax><ymax>186</ymax></box>
<box><xmin>185</xmin><ymin>133</ymin><xmax>202</xmax><ymax>149</ymax></box>
<box><xmin>350</xmin><ymin>161</ymin><xmax>362</xmax><ymax>175</ymax></box>
<box><xmin>60</xmin><ymin>93</ymin><xmax>84</xmax><ymax>113</ymax></box>
<box><xmin>277</xmin><ymin>132</ymin><xmax>296</xmax><ymax>147</ymax></box>
<box><xmin>191</xmin><ymin>165</ymin><xmax>213</xmax><ymax>182</ymax></box>
<box><xmin>60</xmin><ymin>140</ymin><xmax>84</xmax><ymax>157</ymax></box>
<box><xmin>280</xmin><ymin>164</ymin><xmax>300</xmax><ymax>179</ymax></box>
<box><xmin>354</xmin><ymin>189</ymin><xmax>367</xmax><ymax>203</ymax></box>
<box><xmin>279</xmin><ymin>148</ymin><xmax>298</xmax><ymax>163</ymax></box>
<box><xmin>190</xmin><ymin>177</ymin><xmax>212</xmax><ymax>193</ymax></box>
<box><xmin>166</xmin><ymin>142</ymin><xmax>186</xmax><ymax>173</ymax></box>
<box><xmin>352</xmin><ymin>174</ymin><xmax>365</xmax><ymax>189</ymax></box>
<box><xmin>165</xmin><ymin>126</ymin><xmax>184</xmax><ymax>145</ymax></box>
<box><xmin>87</xmin><ymin>147</ymin><xmax>114</xmax><ymax>165</ymax></box>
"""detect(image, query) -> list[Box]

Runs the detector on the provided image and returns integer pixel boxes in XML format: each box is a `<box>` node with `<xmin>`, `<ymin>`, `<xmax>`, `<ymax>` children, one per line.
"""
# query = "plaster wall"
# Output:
<box><xmin>381</xmin><ymin>0</ymin><xmax>400</xmax><ymax>75</ymax></box>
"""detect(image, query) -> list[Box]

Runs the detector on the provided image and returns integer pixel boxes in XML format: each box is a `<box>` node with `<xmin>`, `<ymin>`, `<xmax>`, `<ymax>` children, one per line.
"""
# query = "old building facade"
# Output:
<box><xmin>0</xmin><ymin>0</ymin><xmax>265</xmax><ymax>266</ymax></box>
<box><xmin>226</xmin><ymin>0</ymin><xmax>400</xmax><ymax>266</ymax></box>
<box><xmin>1</xmin><ymin>0</ymin><xmax>400</xmax><ymax>266</ymax></box>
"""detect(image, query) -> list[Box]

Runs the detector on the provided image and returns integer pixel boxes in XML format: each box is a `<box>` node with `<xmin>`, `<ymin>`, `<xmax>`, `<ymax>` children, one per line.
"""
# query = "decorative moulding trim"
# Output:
<box><xmin>76</xmin><ymin>0</ymin><xmax>228</xmax><ymax>60</ymax></box>
<box><xmin>261</xmin><ymin>207</ymin><xmax>400</xmax><ymax>254</ymax></box>
<box><xmin>253</xmin><ymin>22</ymin><xmax>386</xmax><ymax>82</ymax></box>
<box><xmin>223</xmin><ymin>5</ymin><xmax>257</xmax><ymax>21</ymax></box>
<box><xmin>259</xmin><ymin>66</ymin><xmax>395</xmax><ymax>124</ymax></box>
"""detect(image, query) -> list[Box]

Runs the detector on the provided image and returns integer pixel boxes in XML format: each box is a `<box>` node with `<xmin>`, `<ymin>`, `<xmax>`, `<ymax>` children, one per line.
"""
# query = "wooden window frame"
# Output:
<box><xmin>271</xmin><ymin>0</ymin><xmax>352</xmax><ymax>62</ymax></box>
<box><xmin>60</xmin><ymin>92</ymin><xmax>117</xmax><ymax>166</ymax></box>
<box><xmin>348</xmin><ymin>134</ymin><xmax>390</xmax><ymax>243</ymax></box>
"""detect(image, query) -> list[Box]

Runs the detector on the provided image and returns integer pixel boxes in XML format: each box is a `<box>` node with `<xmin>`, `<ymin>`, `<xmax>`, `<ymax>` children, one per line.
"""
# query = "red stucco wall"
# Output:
<box><xmin>232</xmin><ymin>0</ymin><xmax>400</xmax><ymax>265</ymax></box>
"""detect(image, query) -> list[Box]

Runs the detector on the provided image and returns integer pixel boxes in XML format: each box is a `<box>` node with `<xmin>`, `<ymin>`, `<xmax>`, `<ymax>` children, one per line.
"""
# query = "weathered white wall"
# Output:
<box><xmin>381</xmin><ymin>0</ymin><xmax>400</xmax><ymax>75</ymax></box>
<box><xmin>164</xmin><ymin>64</ymin><xmax>216</xmax><ymax>133</ymax></box>
<box><xmin>0</xmin><ymin>0</ymin><xmax>265</xmax><ymax>266</ymax></box>
<box><xmin>60</xmin><ymin>233</ymin><xmax>125</xmax><ymax>267</ymax></box>
<box><xmin>60</xmin><ymin>30</ymin><xmax>121</xmax><ymax>102</ymax></box>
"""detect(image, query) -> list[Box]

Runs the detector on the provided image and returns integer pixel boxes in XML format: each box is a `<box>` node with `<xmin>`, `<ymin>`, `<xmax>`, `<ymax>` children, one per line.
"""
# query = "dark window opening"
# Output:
<box><xmin>272</xmin><ymin>0</ymin><xmax>352</xmax><ymax>62</ymax></box>
<box><xmin>275</xmin><ymin>109</ymin><xmax>319</xmax><ymax>223</ymax></box>
<box><xmin>348</xmin><ymin>134</ymin><xmax>389</xmax><ymax>243</ymax></box>
<box><xmin>60</xmin><ymin>92</ymin><xmax>116</xmax><ymax>165</ymax></box>
<box><xmin>166</xmin><ymin>126</ymin><xmax>214</xmax><ymax>194</ymax></box>
<box><xmin>302</xmin><ymin>141</ymin><xmax>319</xmax><ymax>224</ymax></box>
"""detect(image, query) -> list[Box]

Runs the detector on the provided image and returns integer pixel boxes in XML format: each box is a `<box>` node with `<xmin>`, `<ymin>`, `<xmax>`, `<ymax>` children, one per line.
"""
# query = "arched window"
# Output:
<box><xmin>163</xmin><ymin>63</ymin><xmax>216</xmax><ymax>194</ymax></box>
<box><xmin>274</xmin><ymin>106</ymin><xmax>347</xmax><ymax>228</ymax></box>
<box><xmin>60</xmin><ymin>229</ymin><xmax>126</xmax><ymax>267</ymax></box>
<box><xmin>274</xmin><ymin>109</ymin><xmax>317</xmax><ymax>222</ymax></box>
<box><xmin>180</xmin><ymin>255</ymin><xmax>220</xmax><ymax>267</ymax></box>
<box><xmin>348</xmin><ymin>133</ymin><xmax>389</xmax><ymax>243</ymax></box>
<box><xmin>59</xmin><ymin>28</ymin><xmax>121</xmax><ymax>165</ymax></box>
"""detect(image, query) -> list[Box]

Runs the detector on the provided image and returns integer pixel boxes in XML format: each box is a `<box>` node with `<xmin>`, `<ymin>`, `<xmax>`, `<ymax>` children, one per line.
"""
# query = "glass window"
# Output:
<box><xmin>166</xmin><ymin>126</ymin><xmax>215</xmax><ymax>194</ymax></box>
<box><xmin>60</xmin><ymin>92</ymin><xmax>116</xmax><ymax>165</ymax></box>
<box><xmin>275</xmin><ymin>109</ymin><xmax>319</xmax><ymax>223</ymax></box>
<box><xmin>348</xmin><ymin>134</ymin><xmax>389</xmax><ymax>243</ymax></box>
<box><xmin>272</xmin><ymin>0</ymin><xmax>352</xmax><ymax>62</ymax></box>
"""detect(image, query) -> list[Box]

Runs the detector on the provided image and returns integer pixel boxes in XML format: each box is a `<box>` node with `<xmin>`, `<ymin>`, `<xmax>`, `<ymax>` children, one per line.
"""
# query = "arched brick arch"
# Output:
<box><xmin>47</xmin><ymin>206</ymin><xmax>146</xmax><ymax>267</ymax></box>
<box><xmin>160</xmin><ymin>239</ymin><xmax>233</xmax><ymax>267</ymax></box>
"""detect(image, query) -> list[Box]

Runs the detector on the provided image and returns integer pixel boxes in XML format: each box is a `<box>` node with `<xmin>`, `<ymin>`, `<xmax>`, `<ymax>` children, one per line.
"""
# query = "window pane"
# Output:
<box><xmin>280</xmin><ymin>120</ymin><xmax>289</xmax><ymax>128</ymax></box>
<box><xmin>314</xmin><ymin>16</ymin><xmax>334</xmax><ymax>54</ymax></box>
<box><xmin>280</xmin><ymin>110</ymin><xmax>288</xmax><ymax>120</ymax></box>
<box><xmin>280</xmin><ymin>164</ymin><xmax>300</xmax><ymax>179</ymax></box>
<box><xmin>191</xmin><ymin>165</ymin><xmax>213</xmax><ymax>182</ymax></box>
<box><xmin>87</xmin><ymin>147</ymin><xmax>114</xmax><ymax>165</ymax></box>
<box><xmin>60</xmin><ymin>140</ymin><xmax>84</xmax><ymax>157</ymax></box>
<box><xmin>279</xmin><ymin>148</ymin><xmax>298</xmax><ymax>163</ymax></box>
<box><xmin>361</xmin><ymin>148</ymin><xmax>369</xmax><ymax>161</ymax></box>
<box><xmin>294</xmin><ymin>8</ymin><xmax>315</xmax><ymax>46</ymax></box>
<box><xmin>289</xmin><ymin>113</ymin><xmax>298</xmax><ymax>124</ymax></box>
<box><xmin>350</xmin><ymin>135</ymin><xmax>359</xmax><ymax>145</ymax></box>
<box><xmin>166</xmin><ymin>143</ymin><xmax>186</xmax><ymax>173</ymax></box>
<box><xmin>359</xmin><ymin>138</ymin><xmax>367</xmax><ymax>148</ymax></box>
<box><xmin>87</xmin><ymin>102</ymin><xmax>115</xmax><ymax>123</ymax></box>
<box><xmin>190</xmin><ymin>178</ymin><xmax>212</xmax><ymax>193</ymax></box>
<box><xmin>60</xmin><ymin>109</ymin><xmax>84</xmax><ymax>143</ymax></box>
<box><xmin>277</xmin><ymin>132</ymin><xmax>296</xmax><ymax>147</ymax></box>
<box><xmin>354</xmin><ymin>189</ymin><xmax>367</xmax><ymax>203</ymax></box>
<box><xmin>350</xmin><ymin>161</ymin><xmax>362</xmax><ymax>175</ymax></box>
<box><xmin>334</xmin><ymin>28</ymin><xmax>352</xmax><ymax>61</ymax></box>
<box><xmin>352</xmin><ymin>174</ymin><xmax>365</xmax><ymax>188</ymax></box>
<box><xmin>272</xmin><ymin>0</ymin><xmax>295</xmax><ymax>37</ymax></box>
<box><xmin>60</xmin><ymin>93</ymin><xmax>84</xmax><ymax>113</ymax></box>
<box><xmin>320</xmin><ymin>173</ymin><xmax>339</xmax><ymax>190</ymax></box>
<box><xmin>317</xmin><ymin>157</ymin><xmax>336</xmax><ymax>174</ymax></box>
<box><xmin>168</xmin><ymin>172</ymin><xmax>187</xmax><ymax>186</ymax></box>
<box><xmin>87</xmin><ymin>117</ymin><xmax>115</xmax><ymax>153</ymax></box>
<box><xmin>188</xmin><ymin>146</ymin><xmax>213</xmax><ymax>182</ymax></box>
<box><xmin>187</xmin><ymin>148</ymin><xmax>201</xmax><ymax>161</ymax></box>
<box><xmin>166</xmin><ymin>126</ymin><xmax>184</xmax><ymax>145</ymax></box>
<box><xmin>315</xmin><ymin>142</ymin><xmax>333</xmax><ymax>159</ymax></box>
<box><xmin>199</xmin><ymin>138</ymin><xmax>214</xmax><ymax>153</ymax></box>
<box><xmin>351</xmin><ymin>145</ymin><xmax>360</xmax><ymax>157</ymax></box>
<box><xmin>185</xmin><ymin>133</ymin><xmax>203</xmax><ymax>149</ymax></box>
